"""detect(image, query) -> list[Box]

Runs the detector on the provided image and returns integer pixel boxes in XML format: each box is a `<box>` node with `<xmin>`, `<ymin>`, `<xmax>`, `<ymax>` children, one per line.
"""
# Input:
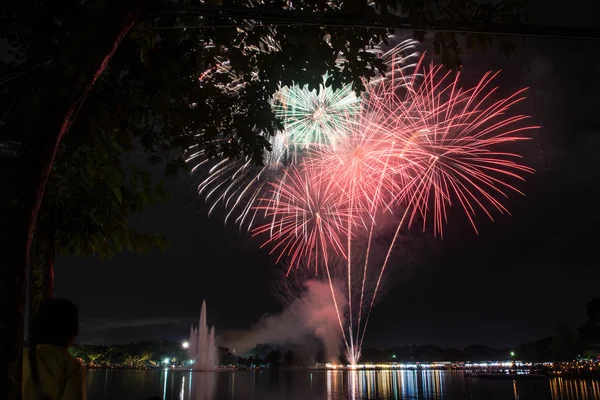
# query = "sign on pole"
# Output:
<box><xmin>0</xmin><ymin>140</ymin><xmax>24</xmax><ymax>158</ymax></box>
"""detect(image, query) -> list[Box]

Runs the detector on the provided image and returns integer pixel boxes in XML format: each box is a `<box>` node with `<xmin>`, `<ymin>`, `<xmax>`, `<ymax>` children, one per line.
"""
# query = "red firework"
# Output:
<box><xmin>304</xmin><ymin>124</ymin><xmax>401</xmax><ymax>219</ymax></box>
<box><xmin>252</xmin><ymin>166</ymin><xmax>355</xmax><ymax>274</ymax></box>
<box><xmin>253</xmin><ymin>55</ymin><xmax>537</xmax><ymax>364</ymax></box>
<box><xmin>374</xmin><ymin>55</ymin><xmax>537</xmax><ymax>236</ymax></box>
<box><xmin>355</xmin><ymin>57</ymin><xmax>538</xmax><ymax>355</ymax></box>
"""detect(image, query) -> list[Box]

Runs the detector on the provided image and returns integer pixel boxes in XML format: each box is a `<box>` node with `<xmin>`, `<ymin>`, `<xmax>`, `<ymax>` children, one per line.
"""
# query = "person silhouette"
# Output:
<box><xmin>22</xmin><ymin>298</ymin><xmax>85</xmax><ymax>400</ymax></box>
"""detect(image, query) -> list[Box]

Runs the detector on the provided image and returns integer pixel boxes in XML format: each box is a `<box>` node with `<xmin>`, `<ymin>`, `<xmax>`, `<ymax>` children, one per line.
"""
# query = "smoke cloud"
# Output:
<box><xmin>225</xmin><ymin>280</ymin><xmax>345</xmax><ymax>362</ymax></box>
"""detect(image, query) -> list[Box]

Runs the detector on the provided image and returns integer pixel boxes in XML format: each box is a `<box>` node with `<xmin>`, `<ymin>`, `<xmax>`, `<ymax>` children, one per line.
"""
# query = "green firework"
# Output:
<box><xmin>273</xmin><ymin>75</ymin><xmax>361</xmax><ymax>149</ymax></box>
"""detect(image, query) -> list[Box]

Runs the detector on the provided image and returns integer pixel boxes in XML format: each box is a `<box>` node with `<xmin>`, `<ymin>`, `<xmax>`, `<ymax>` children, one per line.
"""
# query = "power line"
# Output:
<box><xmin>0</xmin><ymin>59</ymin><xmax>54</xmax><ymax>87</ymax></box>
<box><xmin>151</xmin><ymin>5</ymin><xmax>600</xmax><ymax>40</ymax></box>
<box><xmin>521</xmin><ymin>36</ymin><xmax>548</xmax><ymax>171</ymax></box>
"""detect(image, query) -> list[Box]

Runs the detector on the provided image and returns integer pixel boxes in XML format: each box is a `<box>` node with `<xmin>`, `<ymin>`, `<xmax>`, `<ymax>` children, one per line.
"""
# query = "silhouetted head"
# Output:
<box><xmin>34</xmin><ymin>298</ymin><xmax>79</xmax><ymax>348</ymax></box>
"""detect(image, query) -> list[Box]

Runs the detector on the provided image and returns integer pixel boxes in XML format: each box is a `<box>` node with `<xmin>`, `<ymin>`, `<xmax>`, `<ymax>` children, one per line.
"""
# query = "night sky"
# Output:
<box><xmin>55</xmin><ymin>0</ymin><xmax>600</xmax><ymax>350</ymax></box>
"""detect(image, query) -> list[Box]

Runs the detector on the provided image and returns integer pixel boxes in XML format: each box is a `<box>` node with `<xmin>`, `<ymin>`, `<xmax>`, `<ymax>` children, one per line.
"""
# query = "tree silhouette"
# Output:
<box><xmin>1</xmin><ymin>0</ymin><xmax>528</xmax><ymax>396</ymax></box>
<box><xmin>316</xmin><ymin>347</ymin><xmax>326</xmax><ymax>364</ymax></box>
<box><xmin>548</xmin><ymin>323</ymin><xmax>577</xmax><ymax>362</ymax></box>
<box><xmin>580</xmin><ymin>297</ymin><xmax>600</xmax><ymax>357</ymax></box>
<box><xmin>283</xmin><ymin>350</ymin><xmax>295</xmax><ymax>367</ymax></box>
<box><xmin>266</xmin><ymin>350</ymin><xmax>282</xmax><ymax>368</ymax></box>
<box><xmin>28</xmin><ymin>128</ymin><xmax>170</xmax><ymax>336</ymax></box>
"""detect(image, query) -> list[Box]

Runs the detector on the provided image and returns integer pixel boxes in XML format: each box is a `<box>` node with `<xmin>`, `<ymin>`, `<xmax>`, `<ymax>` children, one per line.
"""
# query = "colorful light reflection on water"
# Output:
<box><xmin>86</xmin><ymin>368</ymin><xmax>600</xmax><ymax>400</ymax></box>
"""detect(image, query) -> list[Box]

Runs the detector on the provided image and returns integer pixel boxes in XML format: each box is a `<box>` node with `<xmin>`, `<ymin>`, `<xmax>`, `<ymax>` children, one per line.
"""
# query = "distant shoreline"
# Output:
<box><xmin>84</xmin><ymin>361</ymin><xmax>600</xmax><ymax>378</ymax></box>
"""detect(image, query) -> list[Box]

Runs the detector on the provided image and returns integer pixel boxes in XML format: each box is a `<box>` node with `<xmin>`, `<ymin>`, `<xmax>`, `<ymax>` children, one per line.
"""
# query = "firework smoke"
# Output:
<box><xmin>225</xmin><ymin>279</ymin><xmax>345</xmax><ymax>362</ymax></box>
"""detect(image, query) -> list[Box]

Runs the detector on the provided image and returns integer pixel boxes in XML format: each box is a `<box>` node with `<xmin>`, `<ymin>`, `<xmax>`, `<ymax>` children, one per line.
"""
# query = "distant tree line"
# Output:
<box><xmin>69</xmin><ymin>341</ymin><xmax>191</xmax><ymax>368</ymax></box>
<box><xmin>359</xmin><ymin>344</ymin><xmax>510</xmax><ymax>363</ymax></box>
<box><xmin>67</xmin><ymin>341</ymin><xmax>313</xmax><ymax>369</ymax></box>
<box><xmin>69</xmin><ymin>297</ymin><xmax>600</xmax><ymax>368</ymax></box>
<box><xmin>516</xmin><ymin>296</ymin><xmax>600</xmax><ymax>362</ymax></box>
<box><xmin>66</xmin><ymin>341</ymin><xmax>513</xmax><ymax>368</ymax></box>
<box><xmin>364</xmin><ymin>297</ymin><xmax>600</xmax><ymax>364</ymax></box>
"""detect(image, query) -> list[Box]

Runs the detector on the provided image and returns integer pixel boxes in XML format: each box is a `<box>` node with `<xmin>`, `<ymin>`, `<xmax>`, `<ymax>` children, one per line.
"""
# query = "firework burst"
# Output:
<box><xmin>380</xmin><ymin>56</ymin><xmax>537</xmax><ymax>236</ymax></box>
<box><xmin>192</xmin><ymin>35</ymin><xmax>537</xmax><ymax>366</ymax></box>
<box><xmin>189</xmin><ymin>37</ymin><xmax>420</xmax><ymax>232</ymax></box>
<box><xmin>350</xmin><ymin>56</ymin><xmax>537</xmax><ymax>360</ymax></box>
<box><xmin>252</xmin><ymin>165</ymin><xmax>360</xmax><ymax>355</ymax></box>
<box><xmin>255</xmin><ymin>54</ymin><xmax>537</xmax><ymax>365</ymax></box>
<box><xmin>273</xmin><ymin>75</ymin><xmax>361</xmax><ymax>150</ymax></box>
<box><xmin>369</xmin><ymin>38</ymin><xmax>421</xmax><ymax>87</ymax></box>
<box><xmin>185</xmin><ymin>132</ymin><xmax>290</xmax><ymax>229</ymax></box>
<box><xmin>252</xmin><ymin>166</ymin><xmax>355</xmax><ymax>274</ymax></box>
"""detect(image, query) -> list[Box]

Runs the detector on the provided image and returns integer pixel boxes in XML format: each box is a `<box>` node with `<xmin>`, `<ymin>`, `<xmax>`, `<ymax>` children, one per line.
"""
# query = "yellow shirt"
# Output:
<box><xmin>22</xmin><ymin>344</ymin><xmax>86</xmax><ymax>400</ymax></box>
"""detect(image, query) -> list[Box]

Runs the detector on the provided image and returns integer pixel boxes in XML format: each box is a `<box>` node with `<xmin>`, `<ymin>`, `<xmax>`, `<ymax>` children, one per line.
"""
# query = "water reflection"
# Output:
<box><xmin>163</xmin><ymin>369</ymin><xmax>168</xmax><ymax>399</ymax></box>
<box><xmin>86</xmin><ymin>368</ymin><xmax>600</xmax><ymax>400</ymax></box>
<box><xmin>168</xmin><ymin>370</ymin><xmax>217</xmax><ymax>400</ymax></box>
<box><xmin>190</xmin><ymin>371</ymin><xmax>217</xmax><ymax>400</ymax></box>
<box><xmin>550</xmin><ymin>377</ymin><xmax>600</xmax><ymax>400</ymax></box>
<box><xmin>336</xmin><ymin>369</ymin><xmax>446</xmax><ymax>399</ymax></box>
<box><xmin>180</xmin><ymin>375</ymin><xmax>185</xmax><ymax>400</ymax></box>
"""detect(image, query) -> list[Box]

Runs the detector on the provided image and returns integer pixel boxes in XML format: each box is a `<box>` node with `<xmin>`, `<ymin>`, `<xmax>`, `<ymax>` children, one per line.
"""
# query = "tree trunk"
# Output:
<box><xmin>28</xmin><ymin>214</ymin><xmax>57</xmax><ymax>342</ymax></box>
<box><xmin>0</xmin><ymin>2</ymin><xmax>142</xmax><ymax>398</ymax></box>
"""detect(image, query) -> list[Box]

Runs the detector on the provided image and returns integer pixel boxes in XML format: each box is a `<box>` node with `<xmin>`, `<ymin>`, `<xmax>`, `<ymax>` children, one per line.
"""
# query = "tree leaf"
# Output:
<box><xmin>111</xmin><ymin>186</ymin><xmax>122</xmax><ymax>204</ymax></box>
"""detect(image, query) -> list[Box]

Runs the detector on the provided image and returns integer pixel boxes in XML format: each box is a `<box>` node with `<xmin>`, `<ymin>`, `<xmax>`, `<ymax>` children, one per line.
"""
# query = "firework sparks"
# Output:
<box><xmin>369</xmin><ymin>38</ymin><xmax>421</xmax><ymax>87</ymax></box>
<box><xmin>185</xmin><ymin>132</ymin><xmax>289</xmax><ymax>229</ymax></box>
<box><xmin>252</xmin><ymin>166</ymin><xmax>361</xmax><ymax>355</ymax></box>
<box><xmin>303</xmin><ymin>115</ymin><xmax>403</xmax><ymax>364</ymax></box>
<box><xmin>252</xmin><ymin>166</ymin><xmax>355</xmax><ymax>274</ymax></box>
<box><xmin>255</xmin><ymin>55</ymin><xmax>536</xmax><ymax>364</ymax></box>
<box><xmin>305</xmin><ymin>115</ymin><xmax>402</xmax><ymax>217</ymax></box>
<box><xmin>354</xmin><ymin>55</ymin><xmax>537</xmax><ymax>355</ymax></box>
<box><xmin>186</xmin><ymin>70</ymin><xmax>363</xmax><ymax>232</ymax></box>
<box><xmin>273</xmin><ymin>75</ymin><xmax>361</xmax><ymax>150</ymax></box>
<box><xmin>380</xmin><ymin>56</ymin><xmax>537</xmax><ymax>236</ymax></box>
<box><xmin>189</xmin><ymin>37</ymin><xmax>420</xmax><ymax>232</ymax></box>
<box><xmin>193</xmin><ymin>35</ymin><xmax>536</xmax><ymax>367</ymax></box>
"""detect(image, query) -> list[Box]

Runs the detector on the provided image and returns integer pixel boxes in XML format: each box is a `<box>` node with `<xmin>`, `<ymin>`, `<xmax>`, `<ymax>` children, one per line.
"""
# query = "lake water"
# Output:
<box><xmin>86</xmin><ymin>369</ymin><xmax>600</xmax><ymax>400</ymax></box>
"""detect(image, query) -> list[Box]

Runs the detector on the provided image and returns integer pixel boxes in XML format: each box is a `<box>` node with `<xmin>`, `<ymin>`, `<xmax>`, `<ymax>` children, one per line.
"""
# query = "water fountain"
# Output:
<box><xmin>188</xmin><ymin>300</ymin><xmax>218</xmax><ymax>370</ymax></box>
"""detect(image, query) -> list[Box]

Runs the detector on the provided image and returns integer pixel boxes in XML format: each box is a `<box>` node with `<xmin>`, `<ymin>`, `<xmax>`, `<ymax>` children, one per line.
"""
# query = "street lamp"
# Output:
<box><xmin>163</xmin><ymin>358</ymin><xmax>170</xmax><ymax>365</ymax></box>
<box><xmin>182</xmin><ymin>341</ymin><xmax>189</xmax><ymax>349</ymax></box>
<box><xmin>509</xmin><ymin>351</ymin><xmax>516</xmax><ymax>370</ymax></box>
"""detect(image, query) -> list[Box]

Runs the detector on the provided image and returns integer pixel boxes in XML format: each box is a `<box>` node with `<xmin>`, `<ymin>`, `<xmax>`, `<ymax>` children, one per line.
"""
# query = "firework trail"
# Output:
<box><xmin>185</xmin><ymin>132</ymin><xmax>289</xmax><ymax>227</ymax></box>
<box><xmin>369</xmin><ymin>38</ymin><xmax>421</xmax><ymax>86</ymax></box>
<box><xmin>303</xmin><ymin>117</ymin><xmax>402</xmax><ymax>363</ymax></box>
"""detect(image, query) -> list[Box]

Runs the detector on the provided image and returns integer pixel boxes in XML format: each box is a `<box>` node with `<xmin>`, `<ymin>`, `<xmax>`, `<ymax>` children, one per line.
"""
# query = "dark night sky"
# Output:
<box><xmin>56</xmin><ymin>1</ymin><xmax>600</xmax><ymax>350</ymax></box>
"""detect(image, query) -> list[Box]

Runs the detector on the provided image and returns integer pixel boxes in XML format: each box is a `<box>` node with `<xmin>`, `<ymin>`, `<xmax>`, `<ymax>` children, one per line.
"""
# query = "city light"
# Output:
<box><xmin>163</xmin><ymin>358</ymin><xmax>170</xmax><ymax>365</ymax></box>
<box><xmin>182</xmin><ymin>341</ymin><xmax>189</xmax><ymax>349</ymax></box>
